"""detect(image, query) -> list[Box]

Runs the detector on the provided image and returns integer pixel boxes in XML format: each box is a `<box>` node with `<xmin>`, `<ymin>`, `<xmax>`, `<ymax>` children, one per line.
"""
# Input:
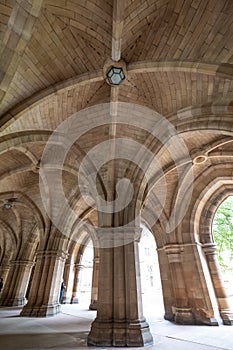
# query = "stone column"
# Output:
<box><xmin>62</xmin><ymin>262</ymin><xmax>72</xmax><ymax>304</ymax></box>
<box><xmin>20</xmin><ymin>250</ymin><xmax>67</xmax><ymax>317</ymax></box>
<box><xmin>203</xmin><ymin>243</ymin><xmax>233</xmax><ymax>325</ymax></box>
<box><xmin>87</xmin><ymin>227</ymin><xmax>153</xmax><ymax>347</ymax></box>
<box><xmin>157</xmin><ymin>248</ymin><xmax>174</xmax><ymax>321</ymax></box>
<box><xmin>26</xmin><ymin>265</ymin><xmax>35</xmax><ymax>300</ymax></box>
<box><xmin>71</xmin><ymin>263</ymin><xmax>83</xmax><ymax>304</ymax></box>
<box><xmin>0</xmin><ymin>260</ymin><xmax>34</xmax><ymax>306</ymax></box>
<box><xmin>89</xmin><ymin>256</ymin><xmax>99</xmax><ymax>310</ymax></box>
<box><xmin>0</xmin><ymin>264</ymin><xmax>10</xmax><ymax>282</ymax></box>
<box><xmin>165</xmin><ymin>244</ymin><xmax>194</xmax><ymax>324</ymax></box>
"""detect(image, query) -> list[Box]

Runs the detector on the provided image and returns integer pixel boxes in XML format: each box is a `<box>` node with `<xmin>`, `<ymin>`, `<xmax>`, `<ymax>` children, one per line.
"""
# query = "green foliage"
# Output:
<box><xmin>212</xmin><ymin>196</ymin><xmax>233</xmax><ymax>272</ymax></box>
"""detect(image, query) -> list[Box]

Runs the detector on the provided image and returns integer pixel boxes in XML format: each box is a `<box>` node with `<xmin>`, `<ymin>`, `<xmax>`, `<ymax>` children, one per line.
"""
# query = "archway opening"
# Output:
<box><xmin>212</xmin><ymin>196</ymin><xmax>233</xmax><ymax>291</ymax></box>
<box><xmin>77</xmin><ymin>240</ymin><xmax>93</xmax><ymax>306</ymax></box>
<box><xmin>139</xmin><ymin>225</ymin><xmax>164</xmax><ymax>321</ymax></box>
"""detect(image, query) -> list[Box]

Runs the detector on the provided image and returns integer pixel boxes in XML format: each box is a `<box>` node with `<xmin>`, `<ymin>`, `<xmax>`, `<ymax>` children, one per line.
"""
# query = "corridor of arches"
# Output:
<box><xmin>1</xmin><ymin>0</ymin><xmax>233</xmax><ymax>348</ymax></box>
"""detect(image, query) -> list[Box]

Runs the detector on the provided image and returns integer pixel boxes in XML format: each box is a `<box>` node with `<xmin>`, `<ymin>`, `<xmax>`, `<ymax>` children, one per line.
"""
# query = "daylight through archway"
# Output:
<box><xmin>212</xmin><ymin>196</ymin><xmax>233</xmax><ymax>292</ymax></box>
<box><xmin>139</xmin><ymin>225</ymin><xmax>164</xmax><ymax>321</ymax></box>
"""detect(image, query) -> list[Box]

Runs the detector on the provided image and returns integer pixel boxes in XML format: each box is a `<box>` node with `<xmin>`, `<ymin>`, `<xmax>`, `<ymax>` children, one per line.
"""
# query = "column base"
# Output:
<box><xmin>166</xmin><ymin>307</ymin><xmax>218</xmax><ymax>326</ymax></box>
<box><xmin>87</xmin><ymin>318</ymin><xmax>153</xmax><ymax>347</ymax></box>
<box><xmin>87</xmin><ymin>319</ymin><xmax>112</xmax><ymax>346</ymax></box>
<box><xmin>173</xmin><ymin>307</ymin><xmax>195</xmax><ymax>325</ymax></box>
<box><xmin>0</xmin><ymin>297</ymin><xmax>27</xmax><ymax>307</ymax></box>
<box><xmin>126</xmin><ymin>320</ymin><xmax>153</xmax><ymax>347</ymax></box>
<box><xmin>62</xmin><ymin>296</ymin><xmax>71</xmax><ymax>304</ymax></box>
<box><xmin>164</xmin><ymin>310</ymin><xmax>174</xmax><ymax>322</ymax></box>
<box><xmin>20</xmin><ymin>303</ymin><xmax>61</xmax><ymax>317</ymax></box>
<box><xmin>89</xmin><ymin>300</ymin><xmax>98</xmax><ymax>310</ymax></box>
<box><xmin>220</xmin><ymin>310</ymin><xmax>233</xmax><ymax>325</ymax></box>
<box><xmin>194</xmin><ymin>308</ymin><xmax>219</xmax><ymax>326</ymax></box>
<box><xmin>71</xmin><ymin>297</ymin><xmax>79</xmax><ymax>304</ymax></box>
<box><xmin>173</xmin><ymin>306</ymin><xmax>219</xmax><ymax>326</ymax></box>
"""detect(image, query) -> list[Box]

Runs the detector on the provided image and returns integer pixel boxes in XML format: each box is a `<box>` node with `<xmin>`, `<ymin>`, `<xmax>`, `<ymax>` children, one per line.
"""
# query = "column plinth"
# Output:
<box><xmin>173</xmin><ymin>307</ymin><xmax>194</xmax><ymax>324</ymax></box>
<box><xmin>88</xmin><ymin>318</ymin><xmax>152</xmax><ymax>347</ymax></box>
<box><xmin>21</xmin><ymin>303</ymin><xmax>61</xmax><ymax>317</ymax></box>
<box><xmin>219</xmin><ymin>308</ymin><xmax>233</xmax><ymax>325</ymax></box>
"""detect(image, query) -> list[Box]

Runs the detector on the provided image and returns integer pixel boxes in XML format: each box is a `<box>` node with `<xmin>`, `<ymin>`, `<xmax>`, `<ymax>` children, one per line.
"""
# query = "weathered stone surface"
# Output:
<box><xmin>1</xmin><ymin>1</ymin><xmax>233</xmax><ymax>347</ymax></box>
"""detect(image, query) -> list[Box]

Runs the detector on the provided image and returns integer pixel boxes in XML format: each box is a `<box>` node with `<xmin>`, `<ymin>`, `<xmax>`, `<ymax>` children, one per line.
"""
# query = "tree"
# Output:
<box><xmin>212</xmin><ymin>196</ymin><xmax>233</xmax><ymax>272</ymax></box>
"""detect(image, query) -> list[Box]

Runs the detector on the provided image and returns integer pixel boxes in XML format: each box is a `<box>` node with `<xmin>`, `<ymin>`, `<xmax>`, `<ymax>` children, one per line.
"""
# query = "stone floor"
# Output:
<box><xmin>0</xmin><ymin>296</ymin><xmax>233</xmax><ymax>350</ymax></box>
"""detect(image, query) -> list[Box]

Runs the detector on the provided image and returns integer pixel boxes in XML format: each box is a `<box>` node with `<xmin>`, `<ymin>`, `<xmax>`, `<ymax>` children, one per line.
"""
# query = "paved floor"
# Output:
<box><xmin>0</xmin><ymin>299</ymin><xmax>233</xmax><ymax>350</ymax></box>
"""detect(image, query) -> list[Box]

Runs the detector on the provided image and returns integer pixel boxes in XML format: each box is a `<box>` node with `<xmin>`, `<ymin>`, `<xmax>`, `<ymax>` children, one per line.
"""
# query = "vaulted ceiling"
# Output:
<box><xmin>0</xmin><ymin>0</ymin><xmax>233</xmax><ymax>256</ymax></box>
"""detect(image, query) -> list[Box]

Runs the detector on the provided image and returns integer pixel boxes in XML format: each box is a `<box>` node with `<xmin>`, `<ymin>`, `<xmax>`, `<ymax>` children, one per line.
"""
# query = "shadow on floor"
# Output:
<box><xmin>0</xmin><ymin>331</ymin><xmax>93</xmax><ymax>349</ymax></box>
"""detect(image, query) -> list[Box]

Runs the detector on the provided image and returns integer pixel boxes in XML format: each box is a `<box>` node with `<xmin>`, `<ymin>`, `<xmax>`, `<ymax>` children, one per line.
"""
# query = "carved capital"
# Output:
<box><xmin>96</xmin><ymin>226</ymin><xmax>142</xmax><ymax>248</ymax></box>
<box><xmin>10</xmin><ymin>260</ymin><xmax>34</xmax><ymax>268</ymax></box>
<box><xmin>202</xmin><ymin>243</ymin><xmax>217</xmax><ymax>256</ymax></box>
<box><xmin>164</xmin><ymin>244</ymin><xmax>183</xmax><ymax>263</ymax></box>
<box><xmin>36</xmin><ymin>250</ymin><xmax>68</xmax><ymax>262</ymax></box>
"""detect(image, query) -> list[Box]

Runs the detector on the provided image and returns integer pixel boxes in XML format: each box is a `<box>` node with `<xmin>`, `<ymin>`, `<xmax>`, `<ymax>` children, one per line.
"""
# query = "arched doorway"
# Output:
<box><xmin>139</xmin><ymin>225</ymin><xmax>164</xmax><ymax>320</ymax></box>
<box><xmin>76</xmin><ymin>240</ymin><xmax>93</xmax><ymax>306</ymax></box>
<box><xmin>197</xmin><ymin>187</ymin><xmax>233</xmax><ymax>325</ymax></box>
<box><xmin>212</xmin><ymin>196</ymin><xmax>233</xmax><ymax>292</ymax></box>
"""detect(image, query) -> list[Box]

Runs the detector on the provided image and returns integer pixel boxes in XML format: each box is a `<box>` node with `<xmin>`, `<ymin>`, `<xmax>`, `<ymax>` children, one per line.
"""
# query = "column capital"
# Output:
<box><xmin>36</xmin><ymin>250</ymin><xmax>68</xmax><ymax>261</ymax></box>
<box><xmin>73</xmin><ymin>263</ymin><xmax>84</xmax><ymax>270</ymax></box>
<box><xmin>10</xmin><ymin>260</ymin><xmax>34</xmax><ymax>267</ymax></box>
<box><xmin>96</xmin><ymin>226</ymin><xmax>142</xmax><ymax>248</ymax></box>
<box><xmin>64</xmin><ymin>256</ymin><xmax>72</xmax><ymax>265</ymax></box>
<box><xmin>202</xmin><ymin>243</ymin><xmax>217</xmax><ymax>256</ymax></box>
<box><xmin>0</xmin><ymin>264</ymin><xmax>10</xmax><ymax>270</ymax></box>
<box><xmin>164</xmin><ymin>244</ymin><xmax>184</xmax><ymax>263</ymax></box>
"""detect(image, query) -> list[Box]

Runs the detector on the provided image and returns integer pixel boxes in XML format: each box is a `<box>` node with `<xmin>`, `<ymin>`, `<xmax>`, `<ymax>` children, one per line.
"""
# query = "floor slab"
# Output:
<box><xmin>0</xmin><ymin>302</ymin><xmax>233</xmax><ymax>350</ymax></box>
